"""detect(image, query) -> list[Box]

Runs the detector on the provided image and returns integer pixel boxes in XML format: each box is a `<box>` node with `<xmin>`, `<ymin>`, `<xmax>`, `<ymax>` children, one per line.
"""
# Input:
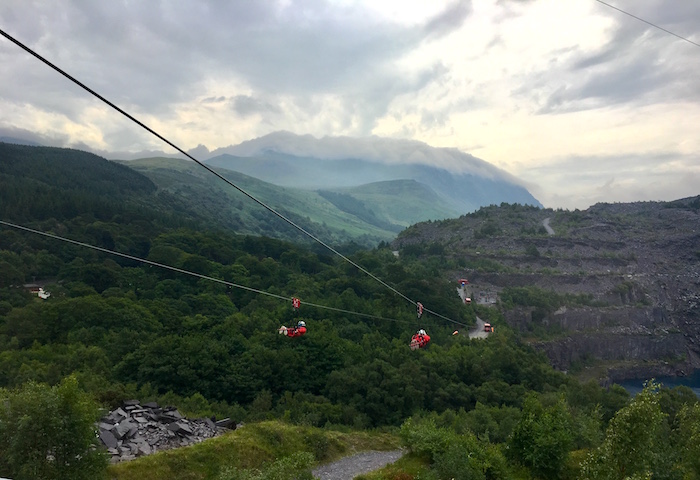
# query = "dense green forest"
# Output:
<box><xmin>2</xmin><ymin>143</ymin><xmax>700</xmax><ymax>480</ymax></box>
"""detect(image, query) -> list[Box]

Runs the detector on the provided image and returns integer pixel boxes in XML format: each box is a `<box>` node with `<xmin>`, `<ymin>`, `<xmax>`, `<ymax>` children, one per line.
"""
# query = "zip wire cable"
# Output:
<box><xmin>0</xmin><ymin>219</ymin><xmax>450</xmax><ymax>327</ymax></box>
<box><xmin>0</xmin><ymin>27</ymin><xmax>458</xmax><ymax>323</ymax></box>
<box><xmin>594</xmin><ymin>0</ymin><xmax>700</xmax><ymax>49</ymax></box>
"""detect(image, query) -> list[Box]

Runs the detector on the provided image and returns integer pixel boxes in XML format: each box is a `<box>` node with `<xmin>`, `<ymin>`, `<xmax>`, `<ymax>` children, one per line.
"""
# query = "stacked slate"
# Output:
<box><xmin>97</xmin><ymin>399</ymin><xmax>234</xmax><ymax>463</ymax></box>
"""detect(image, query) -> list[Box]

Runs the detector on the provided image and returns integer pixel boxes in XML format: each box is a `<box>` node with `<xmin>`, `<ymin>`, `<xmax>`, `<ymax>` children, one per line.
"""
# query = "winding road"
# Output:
<box><xmin>542</xmin><ymin>217</ymin><xmax>555</xmax><ymax>235</ymax></box>
<box><xmin>456</xmin><ymin>286</ymin><xmax>490</xmax><ymax>339</ymax></box>
<box><xmin>312</xmin><ymin>450</ymin><xmax>405</xmax><ymax>480</ymax></box>
<box><xmin>468</xmin><ymin>316</ymin><xmax>489</xmax><ymax>339</ymax></box>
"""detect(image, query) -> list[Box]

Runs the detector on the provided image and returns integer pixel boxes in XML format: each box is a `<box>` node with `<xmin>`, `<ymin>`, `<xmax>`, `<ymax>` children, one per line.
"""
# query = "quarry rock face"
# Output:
<box><xmin>393</xmin><ymin>198</ymin><xmax>700</xmax><ymax>382</ymax></box>
<box><xmin>96</xmin><ymin>400</ymin><xmax>235</xmax><ymax>463</ymax></box>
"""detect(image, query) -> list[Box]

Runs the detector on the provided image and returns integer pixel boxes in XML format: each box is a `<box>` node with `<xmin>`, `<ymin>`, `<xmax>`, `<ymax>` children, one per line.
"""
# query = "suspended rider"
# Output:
<box><xmin>279</xmin><ymin>320</ymin><xmax>307</xmax><ymax>337</ymax></box>
<box><xmin>410</xmin><ymin>329</ymin><xmax>431</xmax><ymax>350</ymax></box>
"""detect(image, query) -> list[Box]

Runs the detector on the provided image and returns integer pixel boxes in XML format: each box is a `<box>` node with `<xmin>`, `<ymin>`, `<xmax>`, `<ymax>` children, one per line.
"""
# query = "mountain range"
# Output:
<box><xmin>201</xmin><ymin>132</ymin><xmax>542</xmax><ymax>215</ymax></box>
<box><xmin>1</xmin><ymin>132</ymin><xmax>542</xmax><ymax>245</ymax></box>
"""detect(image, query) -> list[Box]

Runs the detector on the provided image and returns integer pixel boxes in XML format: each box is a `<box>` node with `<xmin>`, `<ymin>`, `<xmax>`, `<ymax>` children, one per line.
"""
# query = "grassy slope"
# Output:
<box><xmin>122</xmin><ymin>158</ymin><xmax>397</xmax><ymax>243</ymax></box>
<box><xmin>108</xmin><ymin>421</ymin><xmax>400</xmax><ymax>480</ymax></box>
<box><xmin>339</xmin><ymin>180</ymin><xmax>462</xmax><ymax>227</ymax></box>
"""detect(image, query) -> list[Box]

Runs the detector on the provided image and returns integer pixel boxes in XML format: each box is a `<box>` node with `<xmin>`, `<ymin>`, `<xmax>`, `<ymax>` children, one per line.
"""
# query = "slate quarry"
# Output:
<box><xmin>393</xmin><ymin>198</ymin><xmax>700</xmax><ymax>382</ymax></box>
<box><xmin>97</xmin><ymin>399</ymin><xmax>234</xmax><ymax>463</ymax></box>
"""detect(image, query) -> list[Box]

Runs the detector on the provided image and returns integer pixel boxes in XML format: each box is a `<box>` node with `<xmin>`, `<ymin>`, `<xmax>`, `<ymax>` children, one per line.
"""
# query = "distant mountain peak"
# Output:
<box><xmin>207</xmin><ymin>131</ymin><xmax>511</xmax><ymax>181</ymax></box>
<box><xmin>205</xmin><ymin>133</ymin><xmax>543</xmax><ymax>214</ymax></box>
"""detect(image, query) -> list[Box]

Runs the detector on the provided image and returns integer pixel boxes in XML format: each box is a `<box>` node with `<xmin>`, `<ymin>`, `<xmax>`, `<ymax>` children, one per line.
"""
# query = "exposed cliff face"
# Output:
<box><xmin>392</xmin><ymin>198</ymin><xmax>700</xmax><ymax>382</ymax></box>
<box><xmin>539</xmin><ymin>332</ymin><xmax>686</xmax><ymax>370</ymax></box>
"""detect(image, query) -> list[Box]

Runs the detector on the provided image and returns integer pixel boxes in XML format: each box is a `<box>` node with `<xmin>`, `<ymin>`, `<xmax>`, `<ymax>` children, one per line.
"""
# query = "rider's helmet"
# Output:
<box><xmin>418</xmin><ymin>329</ymin><xmax>426</xmax><ymax>335</ymax></box>
<box><xmin>298</xmin><ymin>321</ymin><xmax>306</xmax><ymax>327</ymax></box>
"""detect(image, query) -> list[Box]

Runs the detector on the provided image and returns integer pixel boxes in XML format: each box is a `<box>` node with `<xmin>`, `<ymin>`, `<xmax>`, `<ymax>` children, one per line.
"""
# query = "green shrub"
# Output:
<box><xmin>0</xmin><ymin>375</ymin><xmax>108</xmax><ymax>480</ymax></box>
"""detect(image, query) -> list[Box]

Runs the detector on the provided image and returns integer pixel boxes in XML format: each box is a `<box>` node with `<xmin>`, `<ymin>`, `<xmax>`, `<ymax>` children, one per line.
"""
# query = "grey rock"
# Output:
<box><xmin>168</xmin><ymin>421</ymin><xmax>193</xmax><ymax>436</ymax></box>
<box><xmin>164</xmin><ymin>408</ymin><xmax>183</xmax><ymax>419</ymax></box>
<box><xmin>106</xmin><ymin>408</ymin><xmax>127</xmax><ymax>424</ymax></box>
<box><xmin>113</xmin><ymin>420</ymin><xmax>136</xmax><ymax>440</ymax></box>
<box><xmin>137</xmin><ymin>443</ymin><xmax>152</xmax><ymax>456</ymax></box>
<box><xmin>97</xmin><ymin>402</ymin><xmax>228</xmax><ymax>463</ymax></box>
<box><xmin>204</xmin><ymin>418</ymin><xmax>216</xmax><ymax>430</ymax></box>
<box><xmin>100</xmin><ymin>430</ymin><xmax>118</xmax><ymax>449</ymax></box>
<box><xmin>215</xmin><ymin>418</ymin><xmax>233</xmax><ymax>428</ymax></box>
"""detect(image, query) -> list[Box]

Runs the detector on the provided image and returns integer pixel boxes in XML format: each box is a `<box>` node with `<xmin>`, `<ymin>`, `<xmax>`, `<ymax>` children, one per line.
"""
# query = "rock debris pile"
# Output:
<box><xmin>97</xmin><ymin>399</ymin><xmax>234</xmax><ymax>463</ymax></box>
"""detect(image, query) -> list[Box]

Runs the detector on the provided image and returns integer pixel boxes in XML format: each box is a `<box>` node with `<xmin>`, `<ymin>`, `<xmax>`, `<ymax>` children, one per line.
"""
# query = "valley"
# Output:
<box><xmin>2</xmin><ymin>142</ymin><xmax>700</xmax><ymax>480</ymax></box>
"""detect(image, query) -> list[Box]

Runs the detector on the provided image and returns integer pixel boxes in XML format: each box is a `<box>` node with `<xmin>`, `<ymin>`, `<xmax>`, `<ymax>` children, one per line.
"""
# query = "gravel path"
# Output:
<box><xmin>542</xmin><ymin>217</ymin><xmax>555</xmax><ymax>235</ymax></box>
<box><xmin>312</xmin><ymin>449</ymin><xmax>405</xmax><ymax>480</ymax></box>
<box><xmin>469</xmin><ymin>316</ymin><xmax>489</xmax><ymax>339</ymax></box>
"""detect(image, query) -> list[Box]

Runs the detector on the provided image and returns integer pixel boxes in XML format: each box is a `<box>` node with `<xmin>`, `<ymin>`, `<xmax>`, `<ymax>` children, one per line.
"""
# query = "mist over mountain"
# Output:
<box><xmin>0</xmin><ymin>136</ymin><xmax>42</xmax><ymax>147</ymax></box>
<box><xmin>202</xmin><ymin>132</ymin><xmax>542</xmax><ymax>215</ymax></box>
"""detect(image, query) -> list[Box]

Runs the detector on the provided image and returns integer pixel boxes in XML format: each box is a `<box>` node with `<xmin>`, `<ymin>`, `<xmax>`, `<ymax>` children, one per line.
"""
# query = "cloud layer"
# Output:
<box><xmin>0</xmin><ymin>0</ymin><xmax>698</xmax><ymax>210</ymax></box>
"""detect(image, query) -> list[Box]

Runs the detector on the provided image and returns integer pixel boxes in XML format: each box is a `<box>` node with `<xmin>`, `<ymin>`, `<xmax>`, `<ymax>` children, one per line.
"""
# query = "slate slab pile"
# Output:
<box><xmin>97</xmin><ymin>399</ymin><xmax>234</xmax><ymax>463</ymax></box>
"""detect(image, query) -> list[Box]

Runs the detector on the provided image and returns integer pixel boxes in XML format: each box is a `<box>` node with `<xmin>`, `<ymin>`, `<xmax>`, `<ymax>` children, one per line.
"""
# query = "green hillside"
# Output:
<box><xmin>335</xmin><ymin>179</ymin><xmax>461</xmax><ymax>227</ymax></box>
<box><xmin>123</xmin><ymin>157</ymin><xmax>398</xmax><ymax>246</ymax></box>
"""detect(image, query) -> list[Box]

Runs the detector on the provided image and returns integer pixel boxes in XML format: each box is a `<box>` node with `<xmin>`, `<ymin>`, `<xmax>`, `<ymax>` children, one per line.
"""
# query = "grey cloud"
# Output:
<box><xmin>607</xmin><ymin>1</ymin><xmax>700</xmax><ymax>37</ymax></box>
<box><xmin>418</xmin><ymin>93</ymin><xmax>482</xmax><ymax>132</ymax></box>
<box><xmin>539</xmin><ymin>55</ymin><xmax>672</xmax><ymax>114</ymax></box>
<box><xmin>493</xmin><ymin>0</ymin><xmax>534</xmax><ymax>22</ymax></box>
<box><xmin>1</xmin><ymin>0</ymin><xmax>464</xmax><ymax>145</ymax></box>
<box><xmin>420</xmin><ymin>110</ymin><xmax>449</xmax><ymax>129</ymax></box>
<box><xmin>231</xmin><ymin>95</ymin><xmax>282</xmax><ymax>117</ymax></box>
<box><xmin>0</xmin><ymin>126</ymin><xmax>52</xmax><ymax>146</ymax></box>
<box><xmin>212</xmin><ymin>130</ymin><xmax>514</xmax><ymax>180</ymax></box>
<box><xmin>512</xmin><ymin>0</ymin><xmax>700</xmax><ymax>114</ymax></box>
<box><xmin>202</xmin><ymin>96</ymin><xmax>226</xmax><ymax>104</ymax></box>
<box><xmin>486</xmin><ymin>35</ymin><xmax>504</xmax><ymax>50</ymax></box>
<box><xmin>0</xmin><ymin>125</ymin><xmax>181</xmax><ymax>160</ymax></box>
<box><xmin>525</xmin><ymin>152</ymin><xmax>685</xmax><ymax>175</ymax></box>
<box><xmin>424</xmin><ymin>1</ymin><xmax>473</xmax><ymax>39</ymax></box>
<box><xmin>518</xmin><ymin>151</ymin><xmax>700</xmax><ymax>209</ymax></box>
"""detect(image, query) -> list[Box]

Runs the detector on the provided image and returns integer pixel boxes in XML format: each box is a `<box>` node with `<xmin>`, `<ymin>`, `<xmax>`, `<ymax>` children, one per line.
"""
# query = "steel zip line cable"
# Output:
<box><xmin>594</xmin><ymin>0</ymin><xmax>700</xmax><ymax>49</ymax></box>
<box><xmin>0</xmin><ymin>27</ymin><xmax>467</xmax><ymax>325</ymax></box>
<box><xmin>0</xmin><ymin>219</ymin><xmax>449</xmax><ymax>327</ymax></box>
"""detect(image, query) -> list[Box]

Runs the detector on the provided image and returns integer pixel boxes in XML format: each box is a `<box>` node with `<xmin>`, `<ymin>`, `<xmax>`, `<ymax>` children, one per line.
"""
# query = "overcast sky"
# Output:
<box><xmin>1</xmin><ymin>0</ymin><xmax>698</xmax><ymax>210</ymax></box>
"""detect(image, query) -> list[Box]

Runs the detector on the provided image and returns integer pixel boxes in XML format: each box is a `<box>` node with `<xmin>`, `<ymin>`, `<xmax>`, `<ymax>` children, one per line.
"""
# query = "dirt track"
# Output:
<box><xmin>469</xmin><ymin>316</ymin><xmax>489</xmax><ymax>339</ymax></box>
<box><xmin>542</xmin><ymin>217</ymin><xmax>555</xmax><ymax>235</ymax></box>
<box><xmin>312</xmin><ymin>449</ymin><xmax>405</xmax><ymax>480</ymax></box>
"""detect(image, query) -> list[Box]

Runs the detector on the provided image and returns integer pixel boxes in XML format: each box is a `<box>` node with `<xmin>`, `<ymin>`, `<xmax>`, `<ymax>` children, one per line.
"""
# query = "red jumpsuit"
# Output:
<box><xmin>410</xmin><ymin>333</ymin><xmax>430</xmax><ymax>350</ymax></box>
<box><xmin>286</xmin><ymin>325</ymin><xmax>307</xmax><ymax>337</ymax></box>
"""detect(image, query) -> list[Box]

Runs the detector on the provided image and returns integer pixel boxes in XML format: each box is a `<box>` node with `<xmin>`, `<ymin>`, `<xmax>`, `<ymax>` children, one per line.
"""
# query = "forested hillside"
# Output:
<box><xmin>2</xmin><ymin>143</ymin><xmax>700</xmax><ymax>480</ymax></box>
<box><xmin>123</xmin><ymin>156</ymin><xmax>398</xmax><ymax>246</ymax></box>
